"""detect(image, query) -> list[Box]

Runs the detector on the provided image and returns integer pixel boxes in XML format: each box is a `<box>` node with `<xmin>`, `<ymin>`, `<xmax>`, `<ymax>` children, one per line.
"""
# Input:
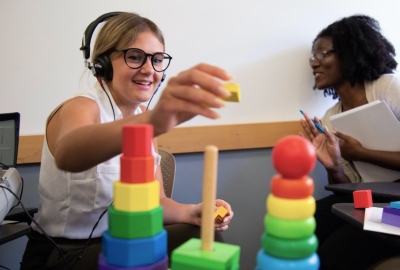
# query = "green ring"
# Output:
<box><xmin>264</xmin><ymin>214</ymin><xmax>316</xmax><ymax>239</ymax></box>
<box><xmin>262</xmin><ymin>233</ymin><xmax>318</xmax><ymax>259</ymax></box>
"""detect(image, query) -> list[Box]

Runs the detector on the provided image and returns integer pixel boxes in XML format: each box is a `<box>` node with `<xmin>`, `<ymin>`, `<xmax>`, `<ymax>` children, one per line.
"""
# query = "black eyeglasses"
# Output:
<box><xmin>309</xmin><ymin>50</ymin><xmax>335</xmax><ymax>64</ymax></box>
<box><xmin>115</xmin><ymin>48</ymin><xmax>172</xmax><ymax>72</ymax></box>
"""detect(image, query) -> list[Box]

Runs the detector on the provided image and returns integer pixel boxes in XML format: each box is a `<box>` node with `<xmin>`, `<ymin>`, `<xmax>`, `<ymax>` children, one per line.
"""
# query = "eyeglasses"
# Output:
<box><xmin>115</xmin><ymin>48</ymin><xmax>173</xmax><ymax>72</ymax></box>
<box><xmin>309</xmin><ymin>50</ymin><xmax>335</xmax><ymax>64</ymax></box>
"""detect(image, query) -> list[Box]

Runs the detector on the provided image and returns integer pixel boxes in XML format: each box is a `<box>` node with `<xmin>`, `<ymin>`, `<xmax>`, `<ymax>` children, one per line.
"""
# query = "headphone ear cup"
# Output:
<box><xmin>93</xmin><ymin>54</ymin><xmax>113</xmax><ymax>81</ymax></box>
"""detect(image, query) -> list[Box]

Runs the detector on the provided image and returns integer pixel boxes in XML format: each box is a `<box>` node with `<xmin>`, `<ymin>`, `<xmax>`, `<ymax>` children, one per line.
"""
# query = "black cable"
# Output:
<box><xmin>0</xmin><ymin>185</ymin><xmax>71</xmax><ymax>270</ymax></box>
<box><xmin>103</xmin><ymin>89</ymin><xmax>116</xmax><ymax>121</ymax></box>
<box><xmin>146</xmin><ymin>82</ymin><xmax>163</xmax><ymax>111</ymax></box>
<box><xmin>0</xmin><ymin>264</ymin><xmax>11</xmax><ymax>270</ymax></box>
<box><xmin>0</xmin><ymin>162</ymin><xmax>9</xmax><ymax>170</ymax></box>
<box><xmin>97</xmin><ymin>78</ymin><xmax>116</xmax><ymax>121</ymax></box>
<box><xmin>9</xmin><ymin>176</ymin><xmax>23</xmax><ymax>212</ymax></box>
<box><xmin>1</xmin><ymin>182</ymin><xmax>112</xmax><ymax>269</ymax></box>
<box><xmin>146</xmin><ymin>92</ymin><xmax>156</xmax><ymax>111</ymax></box>
<box><xmin>69</xmin><ymin>202</ymin><xmax>112</xmax><ymax>269</ymax></box>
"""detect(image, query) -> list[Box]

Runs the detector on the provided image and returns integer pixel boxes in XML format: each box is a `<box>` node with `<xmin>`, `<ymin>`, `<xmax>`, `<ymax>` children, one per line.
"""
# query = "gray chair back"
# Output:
<box><xmin>159</xmin><ymin>149</ymin><xmax>176</xmax><ymax>198</ymax></box>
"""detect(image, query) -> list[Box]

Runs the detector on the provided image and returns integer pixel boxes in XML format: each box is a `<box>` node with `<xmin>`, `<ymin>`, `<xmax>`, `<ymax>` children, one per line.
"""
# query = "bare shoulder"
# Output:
<box><xmin>46</xmin><ymin>96</ymin><xmax>100</xmax><ymax>152</ymax></box>
<box><xmin>63</xmin><ymin>96</ymin><xmax>99</xmax><ymax>110</ymax></box>
<box><xmin>56</xmin><ymin>96</ymin><xmax>101</xmax><ymax>127</ymax></box>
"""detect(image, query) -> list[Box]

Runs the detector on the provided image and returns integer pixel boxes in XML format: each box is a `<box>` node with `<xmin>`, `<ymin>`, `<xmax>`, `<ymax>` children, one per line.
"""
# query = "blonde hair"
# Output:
<box><xmin>92</xmin><ymin>12</ymin><xmax>165</xmax><ymax>63</ymax></box>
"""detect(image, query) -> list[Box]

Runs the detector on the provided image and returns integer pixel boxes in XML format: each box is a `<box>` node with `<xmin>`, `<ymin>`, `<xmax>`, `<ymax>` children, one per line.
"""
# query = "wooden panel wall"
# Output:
<box><xmin>17</xmin><ymin>121</ymin><xmax>302</xmax><ymax>164</ymax></box>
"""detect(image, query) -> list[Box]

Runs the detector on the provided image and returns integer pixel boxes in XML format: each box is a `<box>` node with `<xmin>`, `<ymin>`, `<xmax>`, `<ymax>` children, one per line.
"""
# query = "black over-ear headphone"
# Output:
<box><xmin>80</xmin><ymin>12</ymin><xmax>122</xmax><ymax>81</ymax></box>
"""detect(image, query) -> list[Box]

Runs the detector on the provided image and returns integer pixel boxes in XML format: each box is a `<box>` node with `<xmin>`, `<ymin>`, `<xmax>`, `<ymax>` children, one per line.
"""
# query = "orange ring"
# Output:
<box><xmin>271</xmin><ymin>175</ymin><xmax>314</xmax><ymax>199</ymax></box>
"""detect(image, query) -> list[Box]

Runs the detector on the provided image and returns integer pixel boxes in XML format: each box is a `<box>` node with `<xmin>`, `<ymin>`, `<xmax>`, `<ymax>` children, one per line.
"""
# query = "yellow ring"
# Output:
<box><xmin>267</xmin><ymin>194</ymin><xmax>315</xmax><ymax>220</ymax></box>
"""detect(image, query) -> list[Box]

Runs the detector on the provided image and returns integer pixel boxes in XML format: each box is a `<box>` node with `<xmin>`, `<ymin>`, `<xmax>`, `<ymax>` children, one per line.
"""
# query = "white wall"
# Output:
<box><xmin>2</xmin><ymin>0</ymin><xmax>400</xmax><ymax>135</ymax></box>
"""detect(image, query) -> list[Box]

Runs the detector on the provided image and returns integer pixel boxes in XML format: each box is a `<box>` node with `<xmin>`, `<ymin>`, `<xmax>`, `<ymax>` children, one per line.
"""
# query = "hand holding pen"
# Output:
<box><xmin>300</xmin><ymin>110</ymin><xmax>325</xmax><ymax>133</ymax></box>
<box><xmin>299</xmin><ymin>111</ymin><xmax>342</xmax><ymax>174</ymax></box>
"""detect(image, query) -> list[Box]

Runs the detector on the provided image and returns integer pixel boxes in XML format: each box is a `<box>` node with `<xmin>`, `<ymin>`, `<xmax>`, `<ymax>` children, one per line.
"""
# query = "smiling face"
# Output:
<box><xmin>108</xmin><ymin>31</ymin><xmax>165</xmax><ymax>110</ymax></box>
<box><xmin>311</xmin><ymin>37</ymin><xmax>345</xmax><ymax>90</ymax></box>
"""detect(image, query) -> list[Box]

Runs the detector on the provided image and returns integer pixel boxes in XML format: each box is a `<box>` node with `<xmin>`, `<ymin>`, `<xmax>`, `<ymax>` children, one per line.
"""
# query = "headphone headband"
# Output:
<box><xmin>80</xmin><ymin>12</ymin><xmax>123</xmax><ymax>61</ymax></box>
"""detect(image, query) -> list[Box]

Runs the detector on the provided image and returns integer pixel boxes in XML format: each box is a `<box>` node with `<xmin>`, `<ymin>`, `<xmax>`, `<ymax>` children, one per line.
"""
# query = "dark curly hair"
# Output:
<box><xmin>313</xmin><ymin>14</ymin><xmax>397</xmax><ymax>99</ymax></box>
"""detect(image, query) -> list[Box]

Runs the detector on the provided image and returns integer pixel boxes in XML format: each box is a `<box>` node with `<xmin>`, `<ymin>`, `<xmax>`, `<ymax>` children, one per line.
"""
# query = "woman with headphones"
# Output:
<box><xmin>20</xmin><ymin>12</ymin><xmax>234</xmax><ymax>269</ymax></box>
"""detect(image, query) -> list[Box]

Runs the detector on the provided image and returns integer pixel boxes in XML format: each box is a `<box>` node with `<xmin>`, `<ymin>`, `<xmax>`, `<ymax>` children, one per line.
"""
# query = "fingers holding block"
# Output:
<box><xmin>214</xmin><ymin>205</ymin><xmax>229</xmax><ymax>223</ymax></box>
<box><xmin>222</xmin><ymin>83</ymin><xmax>241</xmax><ymax>102</ymax></box>
<box><xmin>201</xmin><ymin>82</ymin><xmax>240</xmax><ymax>108</ymax></box>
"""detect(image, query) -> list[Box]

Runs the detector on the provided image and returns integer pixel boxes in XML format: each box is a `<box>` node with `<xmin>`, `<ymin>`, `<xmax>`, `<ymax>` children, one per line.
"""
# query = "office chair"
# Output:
<box><xmin>159</xmin><ymin>149</ymin><xmax>176</xmax><ymax>198</ymax></box>
<box><xmin>368</xmin><ymin>255</ymin><xmax>400</xmax><ymax>269</ymax></box>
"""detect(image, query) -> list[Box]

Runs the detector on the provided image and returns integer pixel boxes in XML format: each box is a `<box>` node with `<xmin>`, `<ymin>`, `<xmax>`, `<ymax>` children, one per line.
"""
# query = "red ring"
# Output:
<box><xmin>270</xmin><ymin>175</ymin><xmax>314</xmax><ymax>199</ymax></box>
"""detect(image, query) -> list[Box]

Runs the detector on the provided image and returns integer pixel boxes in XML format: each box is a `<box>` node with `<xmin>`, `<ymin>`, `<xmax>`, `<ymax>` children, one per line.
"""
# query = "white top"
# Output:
<box><xmin>32</xmin><ymin>81</ymin><xmax>160</xmax><ymax>239</ymax></box>
<box><xmin>321</xmin><ymin>74</ymin><xmax>400</xmax><ymax>183</ymax></box>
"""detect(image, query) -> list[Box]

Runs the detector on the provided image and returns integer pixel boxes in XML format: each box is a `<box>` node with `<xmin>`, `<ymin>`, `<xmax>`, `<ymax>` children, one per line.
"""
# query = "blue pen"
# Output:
<box><xmin>300</xmin><ymin>110</ymin><xmax>325</xmax><ymax>133</ymax></box>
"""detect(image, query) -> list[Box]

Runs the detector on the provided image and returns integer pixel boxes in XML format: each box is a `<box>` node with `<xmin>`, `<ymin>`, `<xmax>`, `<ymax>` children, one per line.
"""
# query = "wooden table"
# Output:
<box><xmin>326</xmin><ymin>182</ymin><xmax>400</xmax><ymax>202</ymax></box>
<box><xmin>0</xmin><ymin>224</ymin><xmax>30</xmax><ymax>245</ymax></box>
<box><xmin>0</xmin><ymin>207</ymin><xmax>37</xmax><ymax>245</ymax></box>
<box><xmin>332</xmin><ymin>203</ymin><xmax>400</xmax><ymax>247</ymax></box>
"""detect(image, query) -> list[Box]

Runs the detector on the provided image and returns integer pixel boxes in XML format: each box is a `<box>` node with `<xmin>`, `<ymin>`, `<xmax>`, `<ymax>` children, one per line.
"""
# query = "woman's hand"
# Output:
<box><xmin>149</xmin><ymin>63</ymin><xmax>232</xmax><ymax>136</ymax></box>
<box><xmin>300</xmin><ymin>114</ymin><xmax>341</xmax><ymax>170</ymax></box>
<box><xmin>214</xmin><ymin>199</ymin><xmax>234</xmax><ymax>232</ymax></box>
<box><xmin>333</xmin><ymin>130</ymin><xmax>363</xmax><ymax>161</ymax></box>
<box><xmin>191</xmin><ymin>199</ymin><xmax>234</xmax><ymax>232</ymax></box>
<box><xmin>300</xmin><ymin>114</ymin><xmax>351</xmax><ymax>183</ymax></box>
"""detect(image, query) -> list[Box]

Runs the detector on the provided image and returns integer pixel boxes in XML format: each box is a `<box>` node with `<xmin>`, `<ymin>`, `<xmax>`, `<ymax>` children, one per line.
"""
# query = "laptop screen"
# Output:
<box><xmin>0</xmin><ymin>112</ymin><xmax>20</xmax><ymax>169</ymax></box>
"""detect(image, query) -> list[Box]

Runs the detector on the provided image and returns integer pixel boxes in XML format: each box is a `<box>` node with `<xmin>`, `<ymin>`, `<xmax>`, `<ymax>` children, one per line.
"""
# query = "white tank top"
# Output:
<box><xmin>32</xmin><ymin>82</ymin><xmax>160</xmax><ymax>239</ymax></box>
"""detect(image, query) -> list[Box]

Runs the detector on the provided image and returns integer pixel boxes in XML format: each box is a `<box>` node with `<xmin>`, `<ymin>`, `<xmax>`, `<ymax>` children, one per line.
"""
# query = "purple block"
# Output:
<box><xmin>381</xmin><ymin>206</ymin><xmax>400</xmax><ymax>227</ymax></box>
<box><xmin>98</xmin><ymin>253</ymin><xmax>168</xmax><ymax>270</ymax></box>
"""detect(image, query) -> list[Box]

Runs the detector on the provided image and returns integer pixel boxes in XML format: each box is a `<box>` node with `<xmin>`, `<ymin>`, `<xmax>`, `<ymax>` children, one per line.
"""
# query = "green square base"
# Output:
<box><xmin>171</xmin><ymin>238</ymin><xmax>240</xmax><ymax>270</ymax></box>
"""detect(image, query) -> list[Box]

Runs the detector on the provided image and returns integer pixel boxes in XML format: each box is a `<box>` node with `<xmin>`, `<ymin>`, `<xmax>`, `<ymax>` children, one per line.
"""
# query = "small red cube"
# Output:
<box><xmin>353</xmin><ymin>190</ymin><xmax>373</xmax><ymax>208</ymax></box>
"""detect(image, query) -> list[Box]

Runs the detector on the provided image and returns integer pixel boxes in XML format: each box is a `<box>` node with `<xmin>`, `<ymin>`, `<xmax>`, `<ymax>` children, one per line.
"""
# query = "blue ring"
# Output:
<box><xmin>256</xmin><ymin>249</ymin><xmax>320</xmax><ymax>270</ymax></box>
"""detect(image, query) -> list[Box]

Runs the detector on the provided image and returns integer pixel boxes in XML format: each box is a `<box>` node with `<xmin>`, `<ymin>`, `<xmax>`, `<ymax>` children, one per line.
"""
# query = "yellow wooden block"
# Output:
<box><xmin>222</xmin><ymin>83</ymin><xmax>241</xmax><ymax>102</ymax></box>
<box><xmin>114</xmin><ymin>180</ymin><xmax>159</xmax><ymax>212</ymax></box>
<box><xmin>214</xmin><ymin>205</ymin><xmax>229</xmax><ymax>223</ymax></box>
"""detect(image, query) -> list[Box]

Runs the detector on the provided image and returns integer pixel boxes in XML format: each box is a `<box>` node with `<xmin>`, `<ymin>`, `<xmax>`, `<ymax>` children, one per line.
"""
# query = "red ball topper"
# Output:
<box><xmin>272</xmin><ymin>135</ymin><xmax>316</xmax><ymax>179</ymax></box>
